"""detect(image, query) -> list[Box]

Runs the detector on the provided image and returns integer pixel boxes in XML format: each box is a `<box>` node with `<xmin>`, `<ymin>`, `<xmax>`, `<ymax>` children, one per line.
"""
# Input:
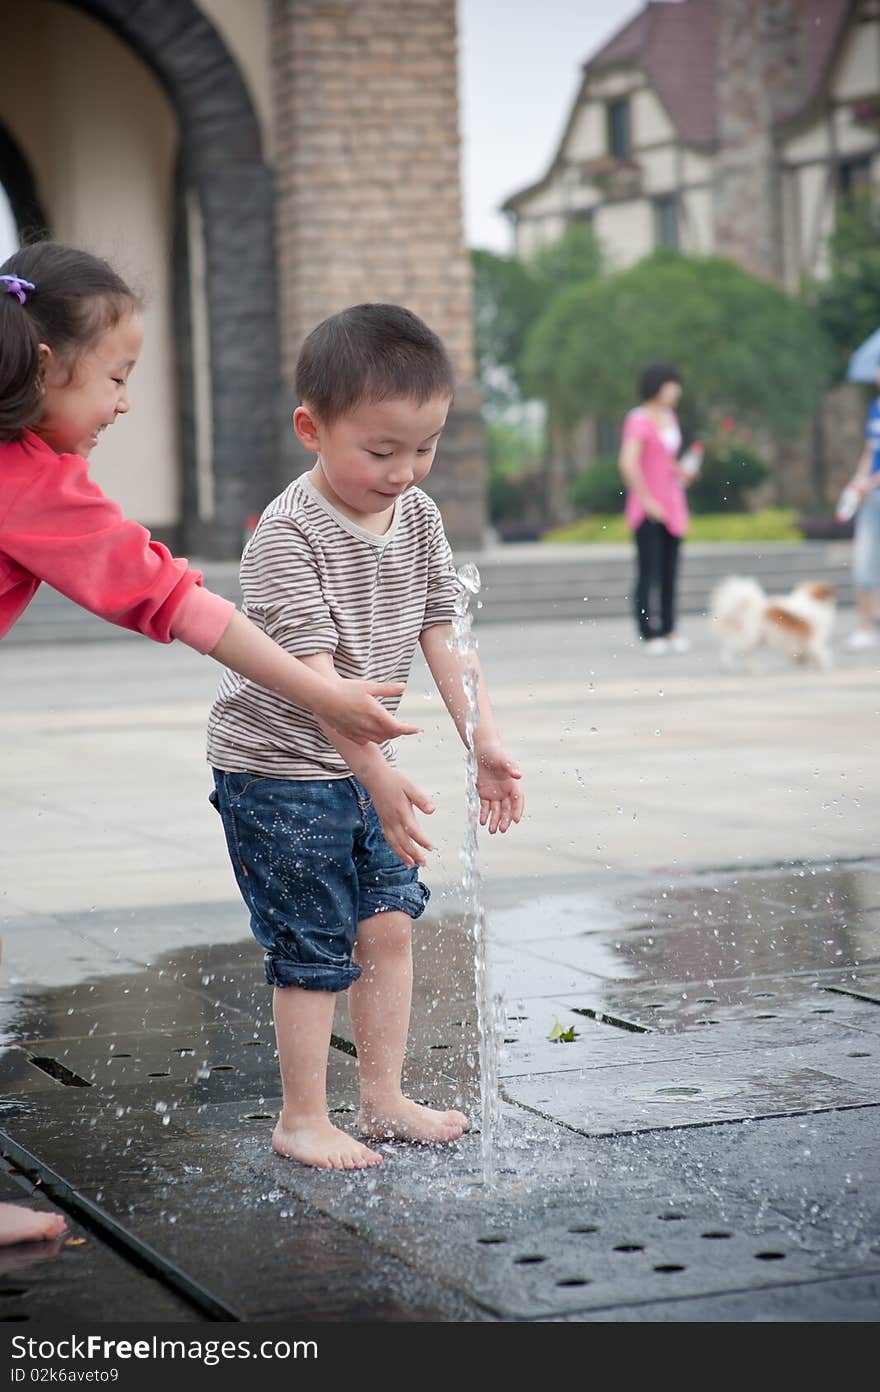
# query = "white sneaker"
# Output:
<box><xmin>644</xmin><ymin>637</ymin><xmax>669</xmax><ymax>654</ymax></box>
<box><xmin>846</xmin><ymin>628</ymin><xmax>877</xmax><ymax>650</ymax></box>
<box><xmin>668</xmin><ymin>634</ymin><xmax>691</xmax><ymax>654</ymax></box>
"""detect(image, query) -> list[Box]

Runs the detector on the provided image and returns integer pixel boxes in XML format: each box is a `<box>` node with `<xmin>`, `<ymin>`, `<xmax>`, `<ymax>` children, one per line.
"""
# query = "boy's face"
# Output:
<box><xmin>295</xmin><ymin>393</ymin><xmax>451</xmax><ymax>523</ymax></box>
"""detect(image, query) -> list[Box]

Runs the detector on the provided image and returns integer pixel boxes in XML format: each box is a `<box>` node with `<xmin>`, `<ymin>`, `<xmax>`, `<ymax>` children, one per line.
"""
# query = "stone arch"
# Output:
<box><xmin>68</xmin><ymin>0</ymin><xmax>281</xmax><ymax>557</ymax></box>
<box><xmin>0</xmin><ymin>122</ymin><xmax>50</xmax><ymax>243</ymax></box>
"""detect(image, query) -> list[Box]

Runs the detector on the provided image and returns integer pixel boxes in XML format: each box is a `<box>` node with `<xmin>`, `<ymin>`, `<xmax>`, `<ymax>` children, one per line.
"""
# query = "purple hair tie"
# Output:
<box><xmin>0</xmin><ymin>274</ymin><xmax>36</xmax><ymax>305</ymax></box>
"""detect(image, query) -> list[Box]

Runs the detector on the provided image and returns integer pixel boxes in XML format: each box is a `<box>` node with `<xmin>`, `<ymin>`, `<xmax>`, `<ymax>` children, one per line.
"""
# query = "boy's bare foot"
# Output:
<box><xmin>271</xmin><ymin>1114</ymin><xmax>383</xmax><ymax>1170</ymax></box>
<box><xmin>0</xmin><ymin>1202</ymin><xmax>67</xmax><ymax>1246</ymax></box>
<box><xmin>357</xmin><ymin>1097</ymin><xmax>469</xmax><ymax>1144</ymax></box>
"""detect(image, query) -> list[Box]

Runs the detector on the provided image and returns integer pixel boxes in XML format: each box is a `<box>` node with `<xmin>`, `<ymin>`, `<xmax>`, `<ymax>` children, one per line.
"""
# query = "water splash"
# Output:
<box><xmin>451</xmin><ymin>562</ymin><xmax>502</xmax><ymax>1185</ymax></box>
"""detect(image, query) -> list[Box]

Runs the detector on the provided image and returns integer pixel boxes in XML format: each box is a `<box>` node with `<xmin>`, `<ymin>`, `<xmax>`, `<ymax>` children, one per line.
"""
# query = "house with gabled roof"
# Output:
<box><xmin>502</xmin><ymin>0</ymin><xmax>880</xmax><ymax>508</ymax></box>
<box><xmin>503</xmin><ymin>0</ymin><xmax>877</xmax><ymax>292</ymax></box>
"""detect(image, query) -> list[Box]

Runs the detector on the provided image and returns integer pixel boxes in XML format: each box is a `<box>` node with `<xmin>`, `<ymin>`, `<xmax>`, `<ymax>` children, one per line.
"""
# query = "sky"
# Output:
<box><xmin>458</xmin><ymin>0</ymin><xmax>646</xmax><ymax>252</ymax></box>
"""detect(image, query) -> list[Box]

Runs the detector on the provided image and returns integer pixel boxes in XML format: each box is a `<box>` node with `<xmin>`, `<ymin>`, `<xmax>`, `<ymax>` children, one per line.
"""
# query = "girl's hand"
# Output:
<box><xmin>363</xmin><ymin>766</ymin><xmax>435</xmax><ymax>869</ymax></box>
<box><xmin>643</xmin><ymin>495</ymin><xmax>667</xmax><ymax>523</ymax></box>
<box><xmin>475</xmin><ymin>742</ymin><xmax>524</xmax><ymax>834</ymax></box>
<box><xmin>322</xmin><ymin>681</ymin><xmax>419</xmax><ymax>745</ymax></box>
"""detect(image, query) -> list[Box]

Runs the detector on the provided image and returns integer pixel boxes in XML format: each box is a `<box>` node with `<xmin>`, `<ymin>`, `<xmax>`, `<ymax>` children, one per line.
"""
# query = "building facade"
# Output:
<box><xmin>504</xmin><ymin>0</ymin><xmax>879</xmax><ymax>292</ymax></box>
<box><xmin>0</xmin><ymin>0</ymin><xmax>484</xmax><ymax>556</ymax></box>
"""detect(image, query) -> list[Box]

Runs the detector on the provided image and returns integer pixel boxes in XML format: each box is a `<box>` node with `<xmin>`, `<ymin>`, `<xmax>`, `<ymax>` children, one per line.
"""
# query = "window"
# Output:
<box><xmin>567</xmin><ymin>208</ymin><xmax>594</xmax><ymax>226</ymax></box>
<box><xmin>838</xmin><ymin>156</ymin><xmax>872</xmax><ymax>199</ymax></box>
<box><xmin>653</xmin><ymin>194</ymin><xmax>679</xmax><ymax>248</ymax></box>
<box><xmin>607</xmin><ymin>98</ymin><xmax>631</xmax><ymax>160</ymax></box>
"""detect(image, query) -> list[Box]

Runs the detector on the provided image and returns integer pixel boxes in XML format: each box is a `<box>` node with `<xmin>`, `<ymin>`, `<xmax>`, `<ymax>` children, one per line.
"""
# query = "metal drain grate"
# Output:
<box><xmin>28</xmin><ymin>1057</ymin><xmax>91</xmax><ymax>1088</ymax></box>
<box><xmin>451</xmin><ymin>1207</ymin><xmax>812</xmax><ymax>1316</ymax></box>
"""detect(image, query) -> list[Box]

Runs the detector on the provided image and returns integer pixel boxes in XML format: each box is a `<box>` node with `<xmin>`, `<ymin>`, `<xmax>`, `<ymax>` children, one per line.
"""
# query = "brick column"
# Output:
<box><xmin>270</xmin><ymin>0</ymin><xmax>486</xmax><ymax>548</ymax></box>
<box><xmin>714</xmin><ymin>0</ymin><xmax>807</xmax><ymax>284</ymax></box>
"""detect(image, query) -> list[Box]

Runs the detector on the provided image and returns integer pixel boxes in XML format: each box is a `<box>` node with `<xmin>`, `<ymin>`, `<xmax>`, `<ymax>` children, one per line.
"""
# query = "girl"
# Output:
<box><xmin>0</xmin><ymin>243</ymin><xmax>415</xmax><ymax>739</ymax></box>
<box><xmin>0</xmin><ymin>242</ymin><xmax>415</xmax><ymax>1242</ymax></box>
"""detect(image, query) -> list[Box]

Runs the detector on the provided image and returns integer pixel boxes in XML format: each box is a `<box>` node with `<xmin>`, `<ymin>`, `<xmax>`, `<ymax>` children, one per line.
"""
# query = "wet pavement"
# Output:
<box><xmin>1</xmin><ymin>858</ymin><xmax>879</xmax><ymax>1323</ymax></box>
<box><xmin>2</xmin><ymin>615</ymin><xmax>880</xmax><ymax>1323</ymax></box>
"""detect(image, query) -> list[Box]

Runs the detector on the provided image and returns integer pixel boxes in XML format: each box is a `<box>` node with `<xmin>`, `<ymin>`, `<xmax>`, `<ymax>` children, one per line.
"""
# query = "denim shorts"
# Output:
<box><xmin>210</xmin><ymin>770</ymin><xmax>429</xmax><ymax>991</ymax></box>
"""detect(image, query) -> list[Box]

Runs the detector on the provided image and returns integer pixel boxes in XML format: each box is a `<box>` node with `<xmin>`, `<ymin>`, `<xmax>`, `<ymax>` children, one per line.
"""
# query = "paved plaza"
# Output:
<box><xmin>1</xmin><ymin>611</ymin><xmax>879</xmax><ymax>1321</ymax></box>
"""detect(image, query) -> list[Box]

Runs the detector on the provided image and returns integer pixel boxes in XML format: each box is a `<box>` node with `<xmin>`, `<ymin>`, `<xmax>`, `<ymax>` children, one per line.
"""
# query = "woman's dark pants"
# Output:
<box><xmin>634</xmin><ymin>520</ymin><xmax>680</xmax><ymax>640</ymax></box>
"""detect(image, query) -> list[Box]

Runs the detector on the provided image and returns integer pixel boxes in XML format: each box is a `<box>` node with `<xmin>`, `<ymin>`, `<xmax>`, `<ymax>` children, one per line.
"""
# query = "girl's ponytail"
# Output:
<box><xmin>0</xmin><ymin>242</ymin><xmax>139</xmax><ymax>444</ymax></box>
<box><xmin>0</xmin><ymin>279</ymin><xmax>42</xmax><ymax>442</ymax></box>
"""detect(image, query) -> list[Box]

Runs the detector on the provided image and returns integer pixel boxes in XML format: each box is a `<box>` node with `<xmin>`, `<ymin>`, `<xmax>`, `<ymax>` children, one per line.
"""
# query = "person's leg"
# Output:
<box><xmin>659</xmin><ymin>529</ymin><xmax>681</xmax><ymax>639</ymax></box>
<box><xmin>210</xmin><ymin>772</ymin><xmax>381</xmax><ymax>1169</ymax></box>
<box><xmin>349</xmin><ymin>911</ymin><xmax>468</xmax><ymax>1143</ymax></box>
<box><xmin>848</xmin><ymin>497</ymin><xmax>880</xmax><ymax>646</ymax></box>
<box><xmin>272</xmin><ymin>985</ymin><xmax>382</xmax><ymax>1168</ymax></box>
<box><xmin>634</xmin><ymin>521</ymin><xmax>662</xmax><ymax>640</ymax></box>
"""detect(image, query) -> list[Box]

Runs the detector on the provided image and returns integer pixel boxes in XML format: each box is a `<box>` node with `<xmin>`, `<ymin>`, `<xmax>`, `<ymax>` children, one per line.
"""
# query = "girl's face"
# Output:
<box><xmin>37</xmin><ymin>309</ymin><xmax>143</xmax><ymax>458</ymax></box>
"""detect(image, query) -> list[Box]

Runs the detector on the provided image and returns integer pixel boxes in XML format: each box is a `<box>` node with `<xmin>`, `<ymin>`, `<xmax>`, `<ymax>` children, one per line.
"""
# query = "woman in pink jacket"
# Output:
<box><xmin>618</xmin><ymin>362</ymin><xmax>693</xmax><ymax>654</ymax></box>
<box><xmin>0</xmin><ymin>241</ymin><xmax>416</xmax><ymax>1245</ymax></box>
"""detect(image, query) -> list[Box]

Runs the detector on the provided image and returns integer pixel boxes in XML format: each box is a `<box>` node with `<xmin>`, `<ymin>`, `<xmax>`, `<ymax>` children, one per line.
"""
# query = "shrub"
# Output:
<box><xmin>687</xmin><ymin>421</ymin><xmax>769</xmax><ymax>513</ymax></box>
<box><xmin>543</xmin><ymin>508</ymin><xmax>800</xmax><ymax>544</ymax></box>
<box><xmin>568</xmin><ymin>455</ymin><xmax>625</xmax><ymax>514</ymax></box>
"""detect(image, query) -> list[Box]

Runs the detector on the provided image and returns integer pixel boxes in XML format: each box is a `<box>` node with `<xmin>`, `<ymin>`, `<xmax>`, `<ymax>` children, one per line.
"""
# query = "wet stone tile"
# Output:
<box><xmin>550</xmin><ymin>1272</ymin><xmax>880</xmax><ymax>1322</ymax></box>
<box><xmin>497</xmin><ymin>1004</ymin><xmax>859</xmax><ymax>1080</ymax></box>
<box><xmin>490</xmin><ymin>883</ymin><xmax>880</xmax><ymax>996</ymax></box>
<box><xmin>0</xmin><ymin>1180</ymin><xmax>194</xmax><ymax>1323</ymax></box>
<box><xmin>0</xmin><ymin>1047</ymin><xmax>70</xmax><ymax>1096</ymax></box>
<box><xmin>542</xmin><ymin>971</ymin><xmax>880</xmax><ymax>1036</ymax></box>
<box><xmin>622</xmin><ymin>861</ymin><xmax>880</xmax><ymax>927</ymax></box>
<box><xmin>486</xmin><ymin>886</ymin><xmax>636</xmax><ymax>946</ymax></box>
<box><xmin>485</xmin><ymin>949</ymin><xmax>607</xmax><ymax>1001</ymax></box>
<box><xmin>504</xmin><ymin>1042</ymin><xmax>880</xmax><ymax>1136</ymax></box>
<box><xmin>260</xmin><ymin>1116</ymin><xmax>860</xmax><ymax>1321</ymax></box>
<box><xmin>2</xmin><ymin>1100</ymin><xmax>485</xmax><ymax>1321</ymax></box>
<box><xmin>9</xmin><ymin>1023</ymin><xmax>357</xmax><ymax>1109</ymax></box>
<box><xmin>3</xmin><ymin>1080</ymin><xmax>878</xmax><ymax>1322</ymax></box>
<box><xmin>0</xmin><ymin>970</ymin><xmax>239</xmax><ymax>1047</ymax></box>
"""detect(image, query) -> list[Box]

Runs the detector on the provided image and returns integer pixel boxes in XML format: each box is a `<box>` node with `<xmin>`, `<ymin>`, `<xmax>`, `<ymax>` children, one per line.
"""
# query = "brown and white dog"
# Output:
<box><xmin>710</xmin><ymin>576</ymin><xmax>835</xmax><ymax>671</ymax></box>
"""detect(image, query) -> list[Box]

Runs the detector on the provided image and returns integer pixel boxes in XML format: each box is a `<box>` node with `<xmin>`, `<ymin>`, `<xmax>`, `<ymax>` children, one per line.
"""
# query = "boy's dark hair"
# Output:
<box><xmin>640</xmin><ymin>362</ymin><xmax>681</xmax><ymax>402</ymax></box>
<box><xmin>0</xmin><ymin>241</ymin><xmax>141</xmax><ymax>443</ymax></box>
<box><xmin>295</xmin><ymin>303</ymin><xmax>454</xmax><ymax>423</ymax></box>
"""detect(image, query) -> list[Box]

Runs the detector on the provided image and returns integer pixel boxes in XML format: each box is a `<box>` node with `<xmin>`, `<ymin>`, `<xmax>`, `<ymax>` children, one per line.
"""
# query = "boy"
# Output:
<box><xmin>208</xmin><ymin>304</ymin><xmax>523</xmax><ymax>1170</ymax></box>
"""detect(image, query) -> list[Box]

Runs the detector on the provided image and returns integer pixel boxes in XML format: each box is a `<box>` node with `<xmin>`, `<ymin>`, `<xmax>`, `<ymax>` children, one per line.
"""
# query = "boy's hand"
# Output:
<box><xmin>475</xmin><ymin>741</ymin><xmax>524</xmax><ymax>834</ymax></box>
<box><xmin>364</xmin><ymin>766</ymin><xmax>436</xmax><ymax>869</ymax></box>
<box><xmin>322</xmin><ymin>681</ymin><xmax>419</xmax><ymax>745</ymax></box>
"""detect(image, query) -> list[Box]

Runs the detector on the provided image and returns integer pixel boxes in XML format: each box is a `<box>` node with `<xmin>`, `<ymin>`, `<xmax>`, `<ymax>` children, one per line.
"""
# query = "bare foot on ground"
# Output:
<box><xmin>0</xmin><ymin>1202</ymin><xmax>67</xmax><ymax>1246</ymax></box>
<box><xmin>272</xmin><ymin>1114</ymin><xmax>383</xmax><ymax>1170</ymax></box>
<box><xmin>357</xmin><ymin>1097</ymin><xmax>469</xmax><ymax>1144</ymax></box>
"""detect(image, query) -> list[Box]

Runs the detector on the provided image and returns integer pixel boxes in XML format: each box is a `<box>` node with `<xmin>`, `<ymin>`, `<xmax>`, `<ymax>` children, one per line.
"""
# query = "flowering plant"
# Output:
<box><xmin>687</xmin><ymin>418</ymin><xmax>769</xmax><ymax>513</ymax></box>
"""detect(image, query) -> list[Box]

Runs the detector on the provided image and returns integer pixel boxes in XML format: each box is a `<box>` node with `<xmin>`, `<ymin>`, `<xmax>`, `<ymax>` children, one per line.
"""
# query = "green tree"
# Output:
<box><xmin>809</xmin><ymin>193</ymin><xmax>880</xmax><ymax>378</ymax></box>
<box><xmin>522</xmin><ymin>251</ymin><xmax>831</xmax><ymax>439</ymax></box>
<box><xmin>531</xmin><ymin>221</ymin><xmax>603</xmax><ymax>298</ymax></box>
<box><xmin>470</xmin><ymin>223</ymin><xmax>602</xmax><ymax>408</ymax></box>
<box><xmin>471</xmin><ymin>248</ymin><xmax>542</xmax><ymax>408</ymax></box>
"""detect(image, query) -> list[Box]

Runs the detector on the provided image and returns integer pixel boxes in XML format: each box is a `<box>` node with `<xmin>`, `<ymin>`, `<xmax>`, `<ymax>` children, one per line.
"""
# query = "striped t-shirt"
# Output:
<box><xmin>207</xmin><ymin>471</ymin><xmax>462</xmax><ymax>778</ymax></box>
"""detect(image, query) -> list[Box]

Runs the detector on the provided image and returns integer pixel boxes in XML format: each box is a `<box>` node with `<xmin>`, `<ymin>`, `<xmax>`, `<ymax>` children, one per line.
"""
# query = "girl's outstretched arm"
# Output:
<box><xmin>209</xmin><ymin>610</ymin><xmax>418</xmax><ymax>746</ymax></box>
<box><xmin>0</xmin><ymin>437</ymin><xmax>417</xmax><ymax>746</ymax></box>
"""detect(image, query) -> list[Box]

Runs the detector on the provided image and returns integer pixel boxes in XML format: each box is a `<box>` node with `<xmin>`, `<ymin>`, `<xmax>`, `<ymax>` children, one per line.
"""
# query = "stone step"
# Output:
<box><xmin>3</xmin><ymin>542</ymin><xmax>855</xmax><ymax>643</ymax></box>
